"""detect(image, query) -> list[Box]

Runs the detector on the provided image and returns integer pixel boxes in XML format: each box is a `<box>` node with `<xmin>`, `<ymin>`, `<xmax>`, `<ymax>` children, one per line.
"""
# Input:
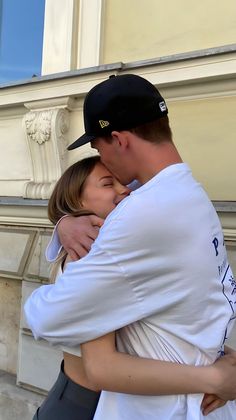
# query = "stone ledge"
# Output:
<box><xmin>1</xmin><ymin>43</ymin><xmax>236</xmax><ymax>89</ymax></box>
<box><xmin>0</xmin><ymin>370</ymin><xmax>44</xmax><ymax>420</ymax></box>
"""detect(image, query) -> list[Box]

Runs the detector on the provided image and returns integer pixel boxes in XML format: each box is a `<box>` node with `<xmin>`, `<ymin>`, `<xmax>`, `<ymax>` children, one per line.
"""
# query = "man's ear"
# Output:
<box><xmin>111</xmin><ymin>131</ymin><xmax>129</xmax><ymax>151</ymax></box>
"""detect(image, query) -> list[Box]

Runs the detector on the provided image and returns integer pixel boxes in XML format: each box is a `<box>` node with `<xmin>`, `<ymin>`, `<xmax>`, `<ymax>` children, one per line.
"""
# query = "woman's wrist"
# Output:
<box><xmin>198</xmin><ymin>358</ymin><xmax>236</xmax><ymax>400</ymax></box>
<box><xmin>195</xmin><ymin>365</ymin><xmax>218</xmax><ymax>395</ymax></box>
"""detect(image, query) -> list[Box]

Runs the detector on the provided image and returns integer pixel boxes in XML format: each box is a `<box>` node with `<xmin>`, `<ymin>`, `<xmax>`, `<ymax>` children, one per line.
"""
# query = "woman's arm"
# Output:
<box><xmin>81</xmin><ymin>333</ymin><xmax>236</xmax><ymax>400</ymax></box>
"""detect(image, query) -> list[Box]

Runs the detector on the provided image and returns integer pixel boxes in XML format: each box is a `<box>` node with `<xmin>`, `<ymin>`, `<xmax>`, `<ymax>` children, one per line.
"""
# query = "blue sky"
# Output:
<box><xmin>0</xmin><ymin>0</ymin><xmax>45</xmax><ymax>84</ymax></box>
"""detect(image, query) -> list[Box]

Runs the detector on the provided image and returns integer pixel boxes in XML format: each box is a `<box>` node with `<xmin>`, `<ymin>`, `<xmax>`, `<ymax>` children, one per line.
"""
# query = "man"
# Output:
<box><xmin>25</xmin><ymin>74</ymin><xmax>236</xmax><ymax>418</ymax></box>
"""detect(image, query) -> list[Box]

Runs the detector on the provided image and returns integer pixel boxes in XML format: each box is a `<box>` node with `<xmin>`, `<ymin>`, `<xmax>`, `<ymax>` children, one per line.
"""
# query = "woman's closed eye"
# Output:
<box><xmin>103</xmin><ymin>181</ymin><xmax>114</xmax><ymax>187</ymax></box>
<box><xmin>100</xmin><ymin>176</ymin><xmax>114</xmax><ymax>187</ymax></box>
<box><xmin>104</xmin><ymin>183</ymin><xmax>114</xmax><ymax>187</ymax></box>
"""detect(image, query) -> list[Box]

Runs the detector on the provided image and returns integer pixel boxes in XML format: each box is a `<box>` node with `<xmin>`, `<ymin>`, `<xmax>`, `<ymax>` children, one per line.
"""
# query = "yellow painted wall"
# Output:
<box><xmin>169</xmin><ymin>95</ymin><xmax>236</xmax><ymax>200</ymax></box>
<box><xmin>102</xmin><ymin>0</ymin><xmax>236</xmax><ymax>63</ymax></box>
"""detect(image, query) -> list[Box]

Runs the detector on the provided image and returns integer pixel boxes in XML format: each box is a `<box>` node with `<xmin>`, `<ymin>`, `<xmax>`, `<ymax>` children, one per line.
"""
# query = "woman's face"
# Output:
<box><xmin>81</xmin><ymin>162</ymin><xmax>131</xmax><ymax>218</ymax></box>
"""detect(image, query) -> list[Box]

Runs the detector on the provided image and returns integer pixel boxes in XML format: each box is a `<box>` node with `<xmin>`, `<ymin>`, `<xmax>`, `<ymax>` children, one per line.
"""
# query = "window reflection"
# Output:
<box><xmin>0</xmin><ymin>0</ymin><xmax>45</xmax><ymax>84</ymax></box>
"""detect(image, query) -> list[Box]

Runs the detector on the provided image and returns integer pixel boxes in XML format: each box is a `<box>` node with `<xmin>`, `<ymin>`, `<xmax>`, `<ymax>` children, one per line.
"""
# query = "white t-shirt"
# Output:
<box><xmin>25</xmin><ymin>163</ymin><xmax>236</xmax><ymax>419</ymax></box>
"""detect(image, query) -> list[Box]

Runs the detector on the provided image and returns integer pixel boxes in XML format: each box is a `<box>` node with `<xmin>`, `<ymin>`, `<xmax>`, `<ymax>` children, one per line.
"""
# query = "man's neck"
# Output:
<box><xmin>134</xmin><ymin>141</ymin><xmax>183</xmax><ymax>185</ymax></box>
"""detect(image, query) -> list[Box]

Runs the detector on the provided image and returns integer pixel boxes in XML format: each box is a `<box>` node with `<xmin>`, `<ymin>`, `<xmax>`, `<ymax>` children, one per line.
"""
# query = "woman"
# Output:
<box><xmin>33</xmin><ymin>156</ymin><xmax>230</xmax><ymax>419</ymax></box>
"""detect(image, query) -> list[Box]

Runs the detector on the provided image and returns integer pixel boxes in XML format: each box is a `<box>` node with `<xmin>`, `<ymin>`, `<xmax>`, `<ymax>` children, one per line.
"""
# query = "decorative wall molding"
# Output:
<box><xmin>0</xmin><ymin>226</ymin><xmax>52</xmax><ymax>281</ymax></box>
<box><xmin>223</xmin><ymin>229</ymin><xmax>236</xmax><ymax>242</ymax></box>
<box><xmin>77</xmin><ymin>0</ymin><xmax>104</xmax><ymax>68</ymax></box>
<box><xmin>1</xmin><ymin>49</ymin><xmax>236</xmax><ymax>109</ymax></box>
<box><xmin>0</xmin><ymin>228</ymin><xmax>36</xmax><ymax>279</ymax></box>
<box><xmin>0</xmin><ymin>199</ymin><xmax>50</xmax><ymax>227</ymax></box>
<box><xmin>0</xmin><ymin>216</ymin><xmax>51</xmax><ymax>227</ymax></box>
<box><xmin>23</xmin><ymin>107</ymin><xmax>70</xmax><ymax>199</ymax></box>
<box><xmin>25</xmin><ymin>110</ymin><xmax>52</xmax><ymax>145</ymax></box>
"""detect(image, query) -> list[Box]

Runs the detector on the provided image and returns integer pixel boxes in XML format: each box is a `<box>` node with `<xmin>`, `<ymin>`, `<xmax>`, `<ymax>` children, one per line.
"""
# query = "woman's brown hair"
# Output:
<box><xmin>48</xmin><ymin>155</ymin><xmax>100</xmax><ymax>282</ymax></box>
<box><xmin>48</xmin><ymin>155</ymin><xmax>101</xmax><ymax>225</ymax></box>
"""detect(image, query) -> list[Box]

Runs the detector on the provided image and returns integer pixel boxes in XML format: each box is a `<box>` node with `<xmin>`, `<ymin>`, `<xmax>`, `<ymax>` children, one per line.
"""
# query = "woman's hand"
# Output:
<box><xmin>201</xmin><ymin>393</ymin><xmax>226</xmax><ymax>416</ymax></box>
<box><xmin>200</xmin><ymin>349</ymin><xmax>236</xmax><ymax>417</ymax></box>
<box><xmin>224</xmin><ymin>345</ymin><xmax>236</xmax><ymax>355</ymax></box>
<box><xmin>58</xmin><ymin>215</ymin><xmax>104</xmax><ymax>260</ymax></box>
<box><xmin>209</xmin><ymin>349</ymin><xmax>236</xmax><ymax>400</ymax></box>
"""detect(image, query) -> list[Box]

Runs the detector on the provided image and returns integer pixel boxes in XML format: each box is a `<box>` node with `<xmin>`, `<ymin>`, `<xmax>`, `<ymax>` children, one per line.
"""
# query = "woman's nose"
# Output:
<box><xmin>121</xmin><ymin>184</ymin><xmax>131</xmax><ymax>195</ymax></box>
<box><xmin>115</xmin><ymin>185</ymin><xmax>131</xmax><ymax>204</ymax></box>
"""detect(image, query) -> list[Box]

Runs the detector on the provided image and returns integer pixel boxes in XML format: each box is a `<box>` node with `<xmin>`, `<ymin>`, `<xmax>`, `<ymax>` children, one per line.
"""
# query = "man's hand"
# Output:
<box><xmin>58</xmin><ymin>215</ymin><xmax>104</xmax><ymax>260</ymax></box>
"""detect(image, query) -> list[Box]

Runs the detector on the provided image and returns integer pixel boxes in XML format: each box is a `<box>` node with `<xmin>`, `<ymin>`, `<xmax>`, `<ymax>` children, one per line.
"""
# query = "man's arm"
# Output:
<box><xmin>58</xmin><ymin>215</ymin><xmax>103</xmax><ymax>259</ymax></box>
<box><xmin>24</xmin><ymin>242</ymin><xmax>144</xmax><ymax>346</ymax></box>
<box><xmin>26</xmin><ymin>200</ymin><xmax>157</xmax><ymax>346</ymax></box>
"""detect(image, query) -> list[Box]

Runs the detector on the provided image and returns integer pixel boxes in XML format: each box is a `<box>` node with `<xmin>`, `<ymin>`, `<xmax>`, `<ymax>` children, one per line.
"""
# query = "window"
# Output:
<box><xmin>0</xmin><ymin>0</ymin><xmax>45</xmax><ymax>84</ymax></box>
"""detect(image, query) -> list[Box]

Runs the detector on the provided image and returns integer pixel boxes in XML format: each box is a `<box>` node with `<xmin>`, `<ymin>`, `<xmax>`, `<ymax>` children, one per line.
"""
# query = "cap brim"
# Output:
<box><xmin>67</xmin><ymin>133</ymin><xmax>96</xmax><ymax>150</ymax></box>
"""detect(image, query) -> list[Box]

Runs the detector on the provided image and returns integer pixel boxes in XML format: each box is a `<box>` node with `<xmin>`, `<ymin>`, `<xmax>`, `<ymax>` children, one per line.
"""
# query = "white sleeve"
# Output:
<box><xmin>24</xmin><ymin>244</ymin><xmax>144</xmax><ymax>347</ymax></box>
<box><xmin>24</xmin><ymin>193</ymin><xmax>172</xmax><ymax>347</ymax></box>
<box><xmin>24</xmin><ymin>197</ymin><xmax>160</xmax><ymax>347</ymax></box>
<box><xmin>45</xmin><ymin>215</ymin><xmax>68</xmax><ymax>262</ymax></box>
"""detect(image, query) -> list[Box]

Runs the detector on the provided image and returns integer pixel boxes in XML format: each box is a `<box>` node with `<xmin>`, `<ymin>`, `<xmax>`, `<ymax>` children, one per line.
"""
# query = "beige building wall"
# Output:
<box><xmin>102</xmin><ymin>0</ymin><xmax>236</xmax><ymax>63</ymax></box>
<box><xmin>0</xmin><ymin>0</ymin><xmax>235</xmax><ymax>396</ymax></box>
<box><xmin>169</xmin><ymin>95</ymin><xmax>236</xmax><ymax>201</ymax></box>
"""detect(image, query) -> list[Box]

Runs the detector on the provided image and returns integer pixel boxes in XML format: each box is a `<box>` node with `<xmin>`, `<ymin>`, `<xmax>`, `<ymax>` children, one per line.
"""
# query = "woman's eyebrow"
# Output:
<box><xmin>99</xmin><ymin>176</ymin><xmax>113</xmax><ymax>181</ymax></box>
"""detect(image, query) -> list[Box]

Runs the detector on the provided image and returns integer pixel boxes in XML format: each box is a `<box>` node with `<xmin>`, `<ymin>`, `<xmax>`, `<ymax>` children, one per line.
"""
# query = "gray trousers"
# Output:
<box><xmin>33</xmin><ymin>361</ymin><xmax>100</xmax><ymax>420</ymax></box>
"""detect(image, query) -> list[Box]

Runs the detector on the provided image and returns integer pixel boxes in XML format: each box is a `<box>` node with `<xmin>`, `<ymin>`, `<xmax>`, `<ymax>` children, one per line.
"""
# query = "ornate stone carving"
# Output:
<box><xmin>24</xmin><ymin>111</ymin><xmax>52</xmax><ymax>145</ymax></box>
<box><xmin>23</xmin><ymin>108</ymin><xmax>70</xmax><ymax>199</ymax></box>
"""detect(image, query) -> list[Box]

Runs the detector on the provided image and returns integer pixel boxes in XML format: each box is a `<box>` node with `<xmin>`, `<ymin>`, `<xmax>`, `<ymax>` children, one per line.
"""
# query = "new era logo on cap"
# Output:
<box><xmin>99</xmin><ymin>120</ymin><xmax>110</xmax><ymax>128</ymax></box>
<box><xmin>67</xmin><ymin>74</ymin><xmax>168</xmax><ymax>150</ymax></box>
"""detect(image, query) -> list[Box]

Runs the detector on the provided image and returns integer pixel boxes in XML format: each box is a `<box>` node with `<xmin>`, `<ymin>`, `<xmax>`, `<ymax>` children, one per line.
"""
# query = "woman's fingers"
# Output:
<box><xmin>201</xmin><ymin>393</ymin><xmax>226</xmax><ymax>416</ymax></box>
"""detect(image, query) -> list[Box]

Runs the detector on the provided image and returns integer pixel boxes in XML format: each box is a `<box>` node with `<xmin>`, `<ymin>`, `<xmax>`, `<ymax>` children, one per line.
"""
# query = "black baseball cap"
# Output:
<box><xmin>68</xmin><ymin>74</ymin><xmax>168</xmax><ymax>150</ymax></box>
